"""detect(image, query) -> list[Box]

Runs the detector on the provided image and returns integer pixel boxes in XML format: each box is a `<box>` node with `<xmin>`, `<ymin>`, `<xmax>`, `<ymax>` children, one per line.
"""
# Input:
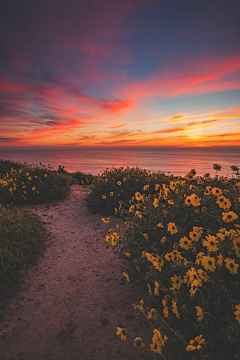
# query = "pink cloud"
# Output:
<box><xmin>99</xmin><ymin>99</ymin><xmax>135</xmax><ymax>113</ymax></box>
<box><xmin>123</xmin><ymin>55</ymin><xmax>240</xmax><ymax>99</ymax></box>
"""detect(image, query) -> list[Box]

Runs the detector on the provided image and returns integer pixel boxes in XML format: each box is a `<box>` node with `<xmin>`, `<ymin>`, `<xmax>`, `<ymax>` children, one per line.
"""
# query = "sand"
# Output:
<box><xmin>0</xmin><ymin>185</ymin><xmax>152</xmax><ymax>360</ymax></box>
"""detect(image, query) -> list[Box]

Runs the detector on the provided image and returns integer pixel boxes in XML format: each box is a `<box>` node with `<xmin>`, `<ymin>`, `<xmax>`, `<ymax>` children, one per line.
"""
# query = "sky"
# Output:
<box><xmin>0</xmin><ymin>0</ymin><xmax>240</xmax><ymax>147</ymax></box>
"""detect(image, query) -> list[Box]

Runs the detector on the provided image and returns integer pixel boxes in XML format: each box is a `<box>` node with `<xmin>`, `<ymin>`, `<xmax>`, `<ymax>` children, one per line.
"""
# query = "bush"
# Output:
<box><xmin>0</xmin><ymin>159</ymin><xmax>21</xmax><ymax>175</ymax></box>
<box><xmin>104</xmin><ymin>171</ymin><xmax>240</xmax><ymax>359</ymax></box>
<box><xmin>85</xmin><ymin>167</ymin><xmax>168</xmax><ymax>215</ymax></box>
<box><xmin>0</xmin><ymin>162</ymin><xmax>72</xmax><ymax>204</ymax></box>
<box><xmin>0</xmin><ymin>205</ymin><xmax>44</xmax><ymax>294</ymax></box>
<box><xmin>71</xmin><ymin>171</ymin><xmax>95</xmax><ymax>185</ymax></box>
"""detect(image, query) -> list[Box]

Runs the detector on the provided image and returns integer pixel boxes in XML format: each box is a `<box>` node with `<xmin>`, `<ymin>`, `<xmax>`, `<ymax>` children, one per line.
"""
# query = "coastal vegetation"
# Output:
<box><xmin>90</xmin><ymin>166</ymin><xmax>240</xmax><ymax>359</ymax></box>
<box><xmin>0</xmin><ymin>205</ymin><xmax>44</xmax><ymax>297</ymax></box>
<box><xmin>0</xmin><ymin>160</ymin><xmax>72</xmax><ymax>204</ymax></box>
<box><xmin>1</xmin><ymin>160</ymin><xmax>240</xmax><ymax>358</ymax></box>
<box><xmin>0</xmin><ymin>160</ymin><xmax>71</xmax><ymax>299</ymax></box>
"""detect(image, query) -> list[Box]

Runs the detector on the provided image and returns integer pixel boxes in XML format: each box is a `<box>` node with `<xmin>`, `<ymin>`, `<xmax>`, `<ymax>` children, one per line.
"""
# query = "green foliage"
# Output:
<box><xmin>71</xmin><ymin>171</ymin><xmax>95</xmax><ymax>185</ymax></box>
<box><xmin>114</xmin><ymin>173</ymin><xmax>240</xmax><ymax>359</ymax></box>
<box><xmin>94</xmin><ymin>168</ymin><xmax>240</xmax><ymax>359</ymax></box>
<box><xmin>0</xmin><ymin>205</ymin><xmax>44</xmax><ymax>294</ymax></box>
<box><xmin>85</xmin><ymin>167</ymin><xmax>167</xmax><ymax>215</ymax></box>
<box><xmin>0</xmin><ymin>159</ymin><xmax>21</xmax><ymax>175</ymax></box>
<box><xmin>0</xmin><ymin>162</ymin><xmax>71</xmax><ymax>204</ymax></box>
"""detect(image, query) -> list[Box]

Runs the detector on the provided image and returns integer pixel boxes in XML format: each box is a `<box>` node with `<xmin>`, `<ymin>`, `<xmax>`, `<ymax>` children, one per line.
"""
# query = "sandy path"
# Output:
<box><xmin>0</xmin><ymin>185</ymin><xmax>151</xmax><ymax>360</ymax></box>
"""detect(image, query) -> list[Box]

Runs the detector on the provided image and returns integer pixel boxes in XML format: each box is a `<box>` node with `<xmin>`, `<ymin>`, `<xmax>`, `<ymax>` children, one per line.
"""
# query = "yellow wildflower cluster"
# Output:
<box><xmin>95</xmin><ymin>166</ymin><xmax>240</xmax><ymax>358</ymax></box>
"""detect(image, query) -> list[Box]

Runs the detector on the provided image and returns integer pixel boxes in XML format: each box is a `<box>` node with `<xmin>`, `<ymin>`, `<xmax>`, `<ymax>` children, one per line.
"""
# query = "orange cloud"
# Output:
<box><xmin>168</xmin><ymin>116</ymin><xmax>185</xmax><ymax>121</ymax></box>
<box><xmin>99</xmin><ymin>99</ymin><xmax>135</xmax><ymax>113</ymax></box>
<box><xmin>107</xmin><ymin>124</ymin><xmax>127</xmax><ymax>128</ymax></box>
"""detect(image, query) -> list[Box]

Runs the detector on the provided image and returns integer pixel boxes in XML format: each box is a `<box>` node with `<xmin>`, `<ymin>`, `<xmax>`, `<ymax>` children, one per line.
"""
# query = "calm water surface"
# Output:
<box><xmin>0</xmin><ymin>146</ymin><xmax>239</xmax><ymax>177</ymax></box>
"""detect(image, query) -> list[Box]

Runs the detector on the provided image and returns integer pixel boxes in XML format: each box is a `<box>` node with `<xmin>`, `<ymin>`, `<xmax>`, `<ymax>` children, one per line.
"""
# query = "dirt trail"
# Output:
<box><xmin>0</xmin><ymin>185</ymin><xmax>151</xmax><ymax>360</ymax></box>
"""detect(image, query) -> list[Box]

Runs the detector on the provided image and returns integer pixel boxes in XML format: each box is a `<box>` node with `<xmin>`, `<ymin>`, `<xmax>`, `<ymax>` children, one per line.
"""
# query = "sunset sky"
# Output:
<box><xmin>0</xmin><ymin>0</ymin><xmax>240</xmax><ymax>147</ymax></box>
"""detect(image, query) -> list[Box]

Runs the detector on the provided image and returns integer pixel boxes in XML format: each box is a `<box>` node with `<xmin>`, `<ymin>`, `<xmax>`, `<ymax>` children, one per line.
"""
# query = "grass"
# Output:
<box><xmin>0</xmin><ymin>205</ymin><xmax>45</xmax><ymax>304</ymax></box>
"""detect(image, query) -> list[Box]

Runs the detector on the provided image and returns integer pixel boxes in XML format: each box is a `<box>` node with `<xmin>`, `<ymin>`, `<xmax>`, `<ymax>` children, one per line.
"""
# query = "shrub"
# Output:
<box><xmin>85</xmin><ymin>167</ymin><xmax>168</xmax><ymax>215</ymax></box>
<box><xmin>0</xmin><ymin>162</ymin><xmax>71</xmax><ymax>204</ymax></box>
<box><xmin>103</xmin><ymin>171</ymin><xmax>240</xmax><ymax>359</ymax></box>
<box><xmin>71</xmin><ymin>171</ymin><xmax>95</xmax><ymax>185</ymax></box>
<box><xmin>0</xmin><ymin>205</ymin><xmax>44</xmax><ymax>294</ymax></box>
<box><xmin>0</xmin><ymin>159</ymin><xmax>21</xmax><ymax>175</ymax></box>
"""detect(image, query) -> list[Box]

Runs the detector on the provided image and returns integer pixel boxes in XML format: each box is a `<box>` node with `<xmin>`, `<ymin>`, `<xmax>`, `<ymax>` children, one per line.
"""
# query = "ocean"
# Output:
<box><xmin>0</xmin><ymin>146</ymin><xmax>239</xmax><ymax>178</ymax></box>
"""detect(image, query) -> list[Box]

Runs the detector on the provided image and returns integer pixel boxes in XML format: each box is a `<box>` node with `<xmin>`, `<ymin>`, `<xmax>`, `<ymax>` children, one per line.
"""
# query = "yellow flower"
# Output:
<box><xmin>225</xmin><ymin>258</ymin><xmax>239</xmax><ymax>274</ymax></box>
<box><xmin>185</xmin><ymin>195</ymin><xmax>192</xmax><ymax>206</ymax></box>
<box><xmin>195</xmin><ymin>252</ymin><xmax>204</xmax><ymax>265</ymax></box>
<box><xmin>168</xmin><ymin>199</ymin><xmax>174</xmax><ymax>205</ymax></box>
<box><xmin>32</xmin><ymin>187</ymin><xmax>36</xmax><ymax>191</ymax></box>
<box><xmin>204</xmin><ymin>188</ymin><xmax>211</xmax><ymax>195</ymax></box>
<box><xmin>135</xmin><ymin>192</ymin><xmax>143</xmax><ymax>201</ymax></box>
<box><xmin>154</xmin><ymin>281</ymin><xmax>160</xmax><ymax>296</ymax></box>
<box><xmin>124</xmin><ymin>251</ymin><xmax>131</xmax><ymax>257</ymax></box>
<box><xmin>102</xmin><ymin>195</ymin><xmax>106</xmax><ymax>199</ymax></box>
<box><xmin>24</xmin><ymin>190</ymin><xmax>27</xmax><ymax>194</ymax></box>
<box><xmin>190</xmin><ymin>194</ymin><xmax>201</xmax><ymax>206</ymax></box>
<box><xmin>150</xmin><ymin>329</ymin><xmax>167</xmax><ymax>354</ymax></box>
<box><xmin>179</xmin><ymin>236</ymin><xmax>192</xmax><ymax>250</ymax></box>
<box><xmin>197</xmin><ymin>269</ymin><xmax>209</xmax><ymax>282</ymax></box>
<box><xmin>162</xmin><ymin>299</ymin><xmax>169</xmax><ymax>318</ymax></box>
<box><xmin>189</xmin><ymin>231</ymin><xmax>201</xmax><ymax>242</ymax></box>
<box><xmin>28</xmin><ymin>176</ymin><xmax>32</xmax><ymax>181</ymax></box>
<box><xmin>116</xmin><ymin>327</ymin><xmax>128</xmax><ymax>341</ymax></box>
<box><xmin>167</xmin><ymin>222</ymin><xmax>178</xmax><ymax>235</ymax></box>
<box><xmin>110</xmin><ymin>192</ymin><xmax>114</xmax><ymax>196</ymax></box>
<box><xmin>222</xmin><ymin>199</ymin><xmax>232</xmax><ymax>211</ymax></box>
<box><xmin>157</xmin><ymin>222</ymin><xmax>164</xmax><ymax>228</ymax></box>
<box><xmin>155</xmin><ymin>184</ymin><xmax>160</xmax><ymax>191</ymax></box>
<box><xmin>160</xmin><ymin>236</ymin><xmax>166</xmax><ymax>243</ymax></box>
<box><xmin>195</xmin><ymin>306</ymin><xmax>204</xmax><ymax>321</ymax></box>
<box><xmin>123</xmin><ymin>272</ymin><xmax>130</xmax><ymax>282</ymax></box>
<box><xmin>216</xmin><ymin>195</ymin><xmax>227</xmax><ymax>208</ymax></box>
<box><xmin>186</xmin><ymin>172</ymin><xmax>194</xmax><ymax>181</ymax></box>
<box><xmin>169</xmin><ymin>181</ymin><xmax>176</xmax><ymax>191</ymax></box>
<box><xmin>212</xmin><ymin>187</ymin><xmax>222</xmax><ymax>196</ymax></box>
<box><xmin>222</xmin><ymin>211</ymin><xmax>238</xmax><ymax>223</ymax></box>
<box><xmin>148</xmin><ymin>283</ymin><xmax>153</xmax><ymax>296</ymax></box>
<box><xmin>153</xmin><ymin>198</ymin><xmax>159</xmax><ymax>207</ymax></box>
<box><xmin>44</xmin><ymin>173</ymin><xmax>47</xmax><ymax>177</ymax></box>
<box><xmin>186</xmin><ymin>335</ymin><xmax>205</xmax><ymax>352</ymax></box>
<box><xmin>172</xmin><ymin>300</ymin><xmax>180</xmax><ymax>319</ymax></box>
<box><xmin>135</xmin><ymin>211</ymin><xmax>142</xmax><ymax>218</ymax></box>
<box><xmin>233</xmin><ymin>238</ymin><xmax>240</xmax><ymax>252</ymax></box>
<box><xmin>193</xmin><ymin>226</ymin><xmax>203</xmax><ymax>235</ymax></box>
<box><xmin>105</xmin><ymin>178</ymin><xmax>108</xmax><ymax>182</ymax></box>
<box><xmin>201</xmin><ymin>255</ymin><xmax>216</xmax><ymax>272</ymax></box>
<box><xmin>171</xmin><ymin>274</ymin><xmax>183</xmax><ymax>290</ymax></box>
<box><xmin>234</xmin><ymin>304</ymin><xmax>240</xmax><ymax>325</ymax></box>
<box><xmin>143</xmin><ymin>233</ymin><xmax>149</xmax><ymax>240</ymax></box>
<box><xmin>117</xmin><ymin>181</ymin><xmax>121</xmax><ymax>185</ymax></box>
<box><xmin>101</xmin><ymin>217</ymin><xmax>110</xmax><ymax>224</ymax></box>
<box><xmin>143</xmin><ymin>184</ymin><xmax>149</xmax><ymax>191</ymax></box>
<box><xmin>202</xmin><ymin>235</ymin><xmax>218</xmax><ymax>252</ymax></box>
<box><xmin>134</xmin><ymin>337</ymin><xmax>145</xmax><ymax>350</ymax></box>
